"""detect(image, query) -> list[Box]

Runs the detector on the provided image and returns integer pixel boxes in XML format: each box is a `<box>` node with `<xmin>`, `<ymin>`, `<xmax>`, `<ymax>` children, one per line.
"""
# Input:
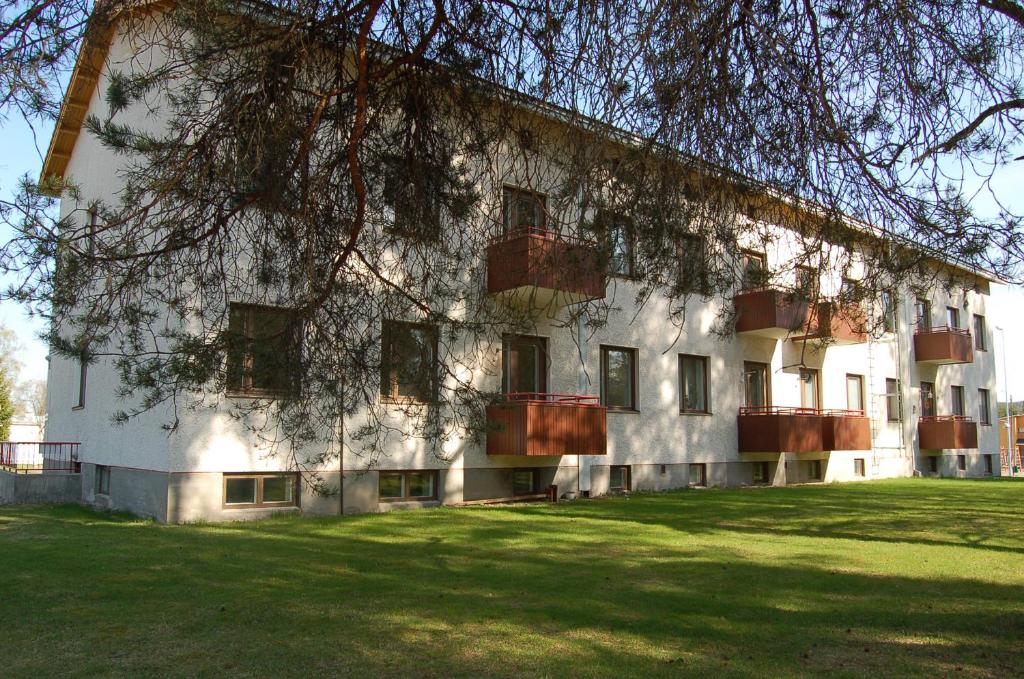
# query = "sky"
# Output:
<box><xmin>2</xmin><ymin>104</ymin><xmax>1024</xmax><ymax>398</ymax></box>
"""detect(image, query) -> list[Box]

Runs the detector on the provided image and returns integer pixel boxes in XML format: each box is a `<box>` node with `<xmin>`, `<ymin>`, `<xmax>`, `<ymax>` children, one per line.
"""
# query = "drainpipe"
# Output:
<box><xmin>577</xmin><ymin>309</ymin><xmax>591</xmax><ymax>495</ymax></box>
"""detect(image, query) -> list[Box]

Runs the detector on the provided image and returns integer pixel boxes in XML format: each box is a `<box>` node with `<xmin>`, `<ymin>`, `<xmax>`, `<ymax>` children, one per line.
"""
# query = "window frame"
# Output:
<box><xmin>689</xmin><ymin>463</ymin><xmax>707</xmax><ymax>487</ymax></box>
<box><xmin>984</xmin><ymin>454</ymin><xmax>994</xmax><ymax>476</ymax></box>
<box><xmin>915</xmin><ymin>299</ymin><xmax>932</xmax><ymax>330</ymax></box>
<box><xmin>881</xmin><ymin>290</ymin><xmax>897</xmax><ymax>333</ymax></box>
<box><xmin>222</xmin><ymin>473</ymin><xmax>299</xmax><ymax>509</ymax></box>
<box><xmin>808</xmin><ymin>459</ymin><xmax>823</xmax><ymax>481</ymax></box>
<box><xmin>854</xmin><ymin>458</ymin><xmax>866</xmax><ymax>477</ymax></box>
<box><xmin>739</xmin><ymin>250</ymin><xmax>768</xmax><ymax>291</ymax></box>
<box><xmin>946</xmin><ymin>306</ymin><xmax>961</xmax><ymax>329</ymax></box>
<box><xmin>957</xmin><ymin>454</ymin><xmax>967</xmax><ymax>472</ymax></box>
<box><xmin>752</xmin><ymin>461</ymin><xmax>771</xmax><ymax>484</ymax></box>
<box><xmin>978</xmin><ymin>388</ymin><xmax>992</xmax><ymax>425</ymax></box>
<box><xmin>502</xmin><ymin>335</ymin><xmax>549</xmax><ymax>396</ymax></box>
<box><xmin>951</xmin><ymin>385</ymin><xmax>966</xmax><ymax>417</ymax></box>
<box><xmin>502</xmin><ymin>186</ymin><xmax>547</xmax><ymax>236</ymax></box>
<box><xmin>799</xmin><ymin>368</ymin><xmax>820</xmax><ymax>410</ymax></box>
<box><xmin>920</xmin><ymin>381</ymin><xmax>937</xmax><ymax>418</ymax></box>
<box><xmin>378</xmin><ymin>470</ymin><xmax>439</xmax><ymax>502</ymax></box>
<box><xmin>609</xmin><ymin>465</ymin><xmax>631</xmax><ymax>491</ymax></box>
<box><xmin>226</xmin><ymin>303</ymin><xmax>302</xmax><ymax>398</ymax></box>
<box><xmin>973</xmin><ymin>314</ymin><xmax>987</xmax><ymax>351</ymax></box>
<box><xmin>678</xmin><ymin>354</ymin><xmax>710</xmax><ymax>414</ymax></box>
<box><xmin>676</xmin><ymin>234</ymin><xmax>709</xmax><ymax>294</ymax></box>
<box><xmin>512</xmin><ymin>468</ymin><xmax>538</xmax><ymax>496</ymax></box>
<box><xmin>743</xmin><ymin>361</ymin><xmax>771</xmax><ymax>408</ymax></box>
<box><xmin>795</xmin><ymin>265</ymin><xmax>817</xmax><ymax>299</ymax></box>
<box><xmin>600</xmin><ymin>345</ymin><xmax>639</xmax><ymax>412</ymax></box>
<box><xmin>885</xmin><ymin>378</ymin><xmax>902</xmax><ymax>422</ymax></box>
<box><xmin>605</xmin><ymin>214</ymin><xmax>636</xmax><ymax>278</ymax></box>
<box><xmin>927</xmin><ymin>455</ymin><xmax>939</xmax><ymax>473</ymax></box>
<box><xmin>846</xmin><ymin>373</ymin><xmax>865</xmax><ymax>413</ymax></box>
<box><xmin>380</xmin><ymin>320</ymin><xmax>439</xmax><ymax>404</ymax></box>
<box><xmin>95</xmin><ymin>464</ymin><xmax>110</xmax><ymax>496</ymax></box>
<box><xmin>74</xmin><ymin>355</ymin><xmax>88</xmax><ymax>410</ymax></box>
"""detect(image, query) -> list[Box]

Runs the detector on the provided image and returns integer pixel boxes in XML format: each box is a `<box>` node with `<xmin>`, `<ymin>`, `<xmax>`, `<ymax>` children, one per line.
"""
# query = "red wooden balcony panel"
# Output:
<box><xmin>486</xmin><ymin>229</ymin><xmax>605</xmax><ymax>303</ymax></box>
<box><xmin>812</xmin><ymin>302</ymin><xmax>867</xmax><ymax>344</ymax></box>
<box><xmin>913</xmin><ymin>327</ymin><xmax>973</xmax><ymax>364</ymax></box>
<box><xmin>737</xmin><ymin>406</ymin><xmax>825</xmax><ymax>453</ymax></box>
<box><xmin>734</xmin><ymin>289</ymin><xmax>811</xmax><ymax>337</ymax></box>
<box><xmin>821</xmin><ymin>410</ymin><xmax>871</xmax><ymax>450</ymax></box>
<box><xmin>487</xmin><ymin>393</ymin><xmax>607</xmax><ymax>456</ymax></box>
<box><xmin>918</xmin><ymin>416</ymin><xmax>978</xmax><ymax>450</ymax></box>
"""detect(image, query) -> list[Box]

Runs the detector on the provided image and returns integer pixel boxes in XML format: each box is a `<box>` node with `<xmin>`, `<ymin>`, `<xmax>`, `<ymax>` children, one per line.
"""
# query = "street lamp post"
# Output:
<box><xmin>998</xmin><ymin>326</ymin><xmax>1014</xmax><ymax>477</ymax></box>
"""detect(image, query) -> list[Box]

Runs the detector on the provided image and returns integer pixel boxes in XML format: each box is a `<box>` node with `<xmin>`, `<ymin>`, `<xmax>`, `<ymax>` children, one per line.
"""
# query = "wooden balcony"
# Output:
<box><xmin>734</xmin><ymin>289</ymin><xmax>811</xmax><ymax>339</ymax></box>
<box><xmin>797</xmin><ymin>302</ymin><xmax>867</xmax><ymax>345</ymax></box>
<box><xmin>913</xmin><ymin>326</ymin><xmax>973</xmax><ymax>365</ymax></box>
<box><xmin>487</xmin><ymin>228</ymin><xmax>605</xmax><ymax>306</ymax></box>
<box><xmin>918</xmin><ymin>416</ymin><xmax>978</xmax><ymax>450</ymax></box>
<box><xmin>737</xmin><ymin>406</ymin><xmax>825</xmax><ymax>453</ymax></box>
<box><xmin>821</xmin><ymin>410</ymin><xmax>871</xmax><ymax>450</ymax></box>
<box><xmin>486</xmin><ymin>393</ymin><xmax>607</xmax><ymax>456</ymax></box>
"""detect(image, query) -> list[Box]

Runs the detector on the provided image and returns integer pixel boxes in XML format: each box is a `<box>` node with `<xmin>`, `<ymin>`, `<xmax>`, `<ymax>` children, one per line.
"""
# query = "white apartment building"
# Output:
<box><xmin>36</xmin><ymin>13</ymin><xmax>1001</xmax><ymax>522</ymax></box>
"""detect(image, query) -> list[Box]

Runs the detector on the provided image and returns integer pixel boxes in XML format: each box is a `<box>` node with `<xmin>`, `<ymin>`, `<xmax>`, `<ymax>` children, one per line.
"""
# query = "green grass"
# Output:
<box><xmin>2</xmin><ymin>479</ymin><xmax>1023</xmax><ymax>678</ymax></box>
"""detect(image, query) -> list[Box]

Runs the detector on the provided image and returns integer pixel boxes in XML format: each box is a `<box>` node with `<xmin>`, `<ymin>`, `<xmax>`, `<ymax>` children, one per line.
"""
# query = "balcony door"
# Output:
<box><xmin>502</xmin><ymin>187</ymin><xmax>547</xmax><ymax>237</ymax></box>
<box><xmin>743</xmin><ymin>362</ymin><xmax>770</xmax><ymax>408</ymax></box>
<box><xmin>503</xmin><ymin>336</ymin><xmax>548</xmax><ymax>395</ymax></box>
<box><xmin>799</xmin><ymin>368</ymin><xmax>820</xmax><ymax>410</ymax></box>
<box><xmin>920</xmin><ymin>381</ymin><xmax>936</xmax><ymax>418</ymax></box>
<box><xmin>915</xmin><ymin>299</ymin><xmax>932</xmax><ymax>330</ymax></box>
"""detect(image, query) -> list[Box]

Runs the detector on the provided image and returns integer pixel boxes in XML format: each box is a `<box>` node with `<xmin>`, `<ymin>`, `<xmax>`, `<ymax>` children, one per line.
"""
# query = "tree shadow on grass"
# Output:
<box><xmin>1</xmin><ymin>487</ymin><xmax>1023</xmax><ymax>677</ymax></box>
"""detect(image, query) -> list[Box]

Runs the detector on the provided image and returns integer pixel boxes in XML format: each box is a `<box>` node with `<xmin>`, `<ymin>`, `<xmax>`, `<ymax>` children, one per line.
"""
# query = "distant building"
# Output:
<box><xmin>8</xmin><ymin>416</ymin><xmax>45</xmax><ymax>443</ymax></box>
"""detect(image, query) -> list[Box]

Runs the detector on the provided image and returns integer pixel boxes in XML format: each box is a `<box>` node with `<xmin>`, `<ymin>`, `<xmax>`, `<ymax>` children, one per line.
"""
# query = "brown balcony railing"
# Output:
<box><xmin>913</xmin><ymin>326</ymin><xmax>973</xmax><ymax>364</ymax></box>
<box><xmin>798</xmin><ymin>301</ymin><xmax>867</xmax><ymax>345</ymax></box>
<box><xmin>0</xmin><ymin>442</ymin><xmax>81</xmax><ymax>473</ymax></box>
<box><xmin>733</xmin><ymin>288</ymin><xmax>812</xmax><ymax>339</ymax></box>
<box><xmin>737</xmin><ymin>406</ymin><xmax>825</xmax><ymax>453</ymax></box>
<box><xmin>487</xmin><ymin>392</ymin><xmax>607</xmax><ymax>456</ymax></box>
<box><xmin>918</xmin><ymin>415</ymin><xmax>978</xmax><ymax>450</ymax></box>
<box><xmin>820</xmin><ymin>409</ymin><xmax>871</xmax><ymax>450</ymax></box>
<box><xmin>486</xmin><ymin>227</ymin><xmax>605</xmax><ymax>305</ymax></box>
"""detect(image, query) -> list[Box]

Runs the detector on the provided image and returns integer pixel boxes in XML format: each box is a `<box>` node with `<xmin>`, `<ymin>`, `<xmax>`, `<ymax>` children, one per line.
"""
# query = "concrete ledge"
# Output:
<box><xmin>0</xmin><ymin>470</ymin><xmax>81</xmax><ymax>505</ymax></box>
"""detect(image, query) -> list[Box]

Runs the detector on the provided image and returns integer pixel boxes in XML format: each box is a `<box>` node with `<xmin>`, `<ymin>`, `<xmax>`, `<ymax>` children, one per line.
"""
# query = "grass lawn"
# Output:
<box><xmin>2</xmin><ymin>478</ymin><xmax>1023</xmax><ymax>678</ymax></box>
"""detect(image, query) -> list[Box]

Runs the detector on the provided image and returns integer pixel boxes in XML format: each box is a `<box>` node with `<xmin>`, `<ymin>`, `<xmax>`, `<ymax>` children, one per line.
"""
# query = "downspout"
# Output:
<box><xmin>577</xmin><ymin>309</ymin><xmax>591</xmax><ymax>495</ymax></box>
<box><xmin>896</xmin><ymin>294</ymin><xmax>913</xmax><ymax>474</ymax></box>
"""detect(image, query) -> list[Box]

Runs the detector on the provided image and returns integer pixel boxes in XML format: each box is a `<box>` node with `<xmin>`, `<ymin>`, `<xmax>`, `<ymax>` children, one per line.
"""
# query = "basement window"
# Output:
<box><xmin>689</xmin><ymin>463</ymin><xmax>707</xmax><ymax>487</ymax></box>
<box><xmin>957</xmin><ymin>454</ymin><xmax>967</xmax><ymax>472</ymax></box>
<box><xmin>609</xmin><ymin>465</ymin><xmax>631</xmax><ymax>491</ymax></box>
<box><xmin>984</xmin><ymin>455</ymin><xmax>994</xmax><ymax>476</ymax></box>
<box><xmin>854</xmin><ymin>459</ymin><xmax>866</xmax><ymax>477</ymax></box>
<box><xmin>752</xmin><ymin>461</ymin><xmax>770</xmax><ymax>484</ymax></box>
<box><xmin>95</xmin><ymin>465</ymin><xmax>110</xmax><ymax>496</ymax></box>
<box><xmin>223</xmin><ymin>473</ymin><xmax>298</xmax><ymax>508</ymax></box>
<box><xmin>512</xmin><ymin>469</ymin><xmax>537</xmax><ymax>496</ymax></box>
<box><xmin>927</xmin><ymin>456</ymin><xmax>939</xmax><ymax>474</ymax></box>
<box><xmin>808</xmin><ymin>460</ymin><xmax>822</xmax><ymax>481</ymax></box>
<box><xmin>379</xmin><ymin>470</ymin><xmax>438</xmax><ymax>502</ymax></box>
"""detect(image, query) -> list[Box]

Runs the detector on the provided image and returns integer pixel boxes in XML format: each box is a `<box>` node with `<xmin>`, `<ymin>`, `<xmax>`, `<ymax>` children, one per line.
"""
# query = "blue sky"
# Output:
<box><xmin>3</xmin><ymin>106</ymin><xmax>1024</xmax><ymax>399</ymax></box>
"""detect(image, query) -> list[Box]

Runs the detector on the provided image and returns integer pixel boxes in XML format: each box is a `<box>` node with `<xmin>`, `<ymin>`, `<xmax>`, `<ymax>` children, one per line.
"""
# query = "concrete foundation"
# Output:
<box><xmin>0</xmin><ymin>470</ymin><xmax>81</xmax><ymax>505</ymax></box>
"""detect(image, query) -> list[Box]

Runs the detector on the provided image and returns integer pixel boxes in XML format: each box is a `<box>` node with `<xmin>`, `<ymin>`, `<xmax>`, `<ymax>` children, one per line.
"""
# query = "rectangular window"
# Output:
<box><xmin>502</xmin><ymin>336</ymin><xmax>548</xmax><ymax>395</ymax></box>
<box><xmin>978</xmin><ymin>389</ymin><xmax>992</xmax><ymax>425</ymax></box>
<box><xmin>676</xmin><ymin>234</ymin><xmax>708</xmax><ymax>293</ymax></box>
<box><xmin>502</xmin><ymin>186</ymin><xmax>547</xmax><ymax>235</ymax></box>
<box><xmin>752</xmin><ymin>461</ymin><xmax>770</xmax><ymax>484</ymax></box>
<box><xmin>601</xmin><ymin>346</ymin><xmax>638</xmax><ymax>410</ymax></box>
<box><xmin>799</xmin><ymin>368</ymin><xmax>820</xmax><ymax>410</ymax></box>
<box><xmin>881</xmin><ymin>290</ymin><xmax>896</xmax><ymax>333</ymax></box>
<box><xmin>226</xmin><ymin>304</ymin><xmax>301</xmax><ymax>397</ymax></box>
<box><xmin>974</xmin><ymin>315</ymin><xmax>987</xmax><ymax>350</ymax></box>
<box><xmin>920</xmin><ymin>381</ymin><xmax>936</xmax><ymax>418</ymax></box>
<box><xmin>846</xmin><ymin>374</ymin><xmax>865</xmax><ymax>413</ymax></box>
<box><xmin>886</xmin><ymin>378</ymin><xmax>901</xmax><ymax>422</ymax></box>
<box><xmin>854</xmin><ymin>458</ymin><xmax>866</xmax><ymax>477</ymax></box>
<box><xmin>743</xmin><ymin>362</ymin><xmax>770</xmax><ymax>408</ymax></box>
<box><xmin>809</xmin><ymin>459</ymin><xmax>822</xmax><ymax>480</ymax></box>
<box><xmin>75</xmin><ymin>356</ymin><xmax>88</xmax><ymax>409</ymax></box>
<box><xmin>512</xmin><ymin>469</ymin><xmax>537</xmax><ymax>496</ymax></box>
<box><xmin>795</xmin><ymin>265</ymin><xmax>816</xmax><ymax>299</ymax></box>
<box><xmin>740</xmin><ymin>250</ymin><xmax>767</xmax><ymax>290</ymax></box>
<box><xmin>607</xmin><ymin>216</ymin><xmax>635</xmax><ymax>277</ymax></box>
<box><xmin>95</xmin><ymin>465</ymin><xmax>110</xmax><ymax>496</ymax></box>
<box><xmin>984</xmin><ymin>455</ymin><xmax>994</xmax><ymax>476</ymax></box>
<box><xmin>679</xmin><ymin>355</ymin><xmax>710</xmax><ymax>413</ymax></box>
<box><xmin>957</xmin><ymin>454</ymin><xmax>967</xmax><ymax>472</ymax></box>
<box><xmin>927</xmin><ymin>456</ymin><xmax>939</xmax><ymax>473</ymax></box>
<box><xmin>689</xmin><ymin>463</ymin><xmax>707</xmax><ymax>487</ymax></box>
<box><xmin>381</xmin><ymin>321</ymin><xmax>438</xmax><ymax>403</ymax></box>
<box><xmin>915</xmin><ymin>299</ymin><xmax>932</xmax><ymax>330</ymax></box>
<box><xmin>840</xmin><ymin>278</ymin><xmax>861</xmax><ymax>304</ymax></box>
<box><xmin>946</xmin><ymin>306</ymin><xmax>960</xmax><ymax>329</ymax></box>
<box><xmin>951</xmin><ymin>385</ymin><xmax>965</xmax><ymax>417</ymax></box>
<box><xmin>223</xmin><ymin>473</ymin><xmax>298</xmax><ymax>508</ymax></box>
<box><xmin>609</xmin><ymin>465</ymin><xmax>631</xmax><ymax>491</ymax></box>
<box><xmin>378</xmin><ymin>470</ymin><xmax>438</xmax><ymax>502</ymax></box>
